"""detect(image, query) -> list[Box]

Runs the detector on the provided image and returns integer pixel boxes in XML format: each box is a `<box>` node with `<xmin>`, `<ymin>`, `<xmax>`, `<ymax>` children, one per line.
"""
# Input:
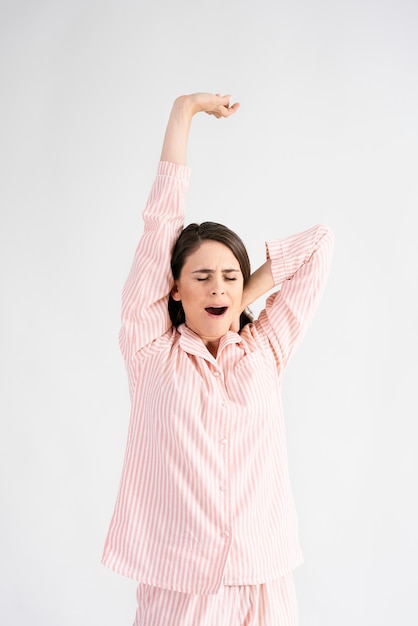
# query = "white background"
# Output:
<box><xmin>1</xmin><ymin>1</ymin><xmax>417</xmax><ymax>624</ymax></box>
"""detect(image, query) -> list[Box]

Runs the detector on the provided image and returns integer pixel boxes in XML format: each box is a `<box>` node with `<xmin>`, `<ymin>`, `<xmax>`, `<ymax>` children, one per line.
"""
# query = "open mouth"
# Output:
<box><xmin>205</xmin><ymin>306</ymin><xmax>228</xmax><ymax>317</ymax></box>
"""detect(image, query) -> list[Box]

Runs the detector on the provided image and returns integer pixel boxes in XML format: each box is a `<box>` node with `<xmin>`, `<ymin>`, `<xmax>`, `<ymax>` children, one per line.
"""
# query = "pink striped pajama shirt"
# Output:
<box><xmin>102</xmin><ymin>161</ymin><xmax>334</xmax><ymax>622</ymax></box>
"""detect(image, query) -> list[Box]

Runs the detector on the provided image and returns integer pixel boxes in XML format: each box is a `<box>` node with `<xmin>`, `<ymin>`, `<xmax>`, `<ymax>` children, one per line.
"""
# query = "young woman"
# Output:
<box><xmin>102</xmin><ymin>92</ymin><xmax>334</xmax><ymax>625</ymax></box>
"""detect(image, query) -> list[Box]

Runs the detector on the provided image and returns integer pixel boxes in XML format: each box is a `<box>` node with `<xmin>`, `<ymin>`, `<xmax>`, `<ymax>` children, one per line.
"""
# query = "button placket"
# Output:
<box><xmin>210</xmin><ymin>365</ymin><xmax>233</xmax><ymax>548</ymax></box>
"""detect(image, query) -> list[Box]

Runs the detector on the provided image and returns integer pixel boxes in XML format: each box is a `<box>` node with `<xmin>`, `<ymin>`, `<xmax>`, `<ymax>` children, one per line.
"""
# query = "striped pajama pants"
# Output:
<box><xmin>133</xmin><ymin>572</ymin><xmax>298</xmax><ymax>626</ymax></box>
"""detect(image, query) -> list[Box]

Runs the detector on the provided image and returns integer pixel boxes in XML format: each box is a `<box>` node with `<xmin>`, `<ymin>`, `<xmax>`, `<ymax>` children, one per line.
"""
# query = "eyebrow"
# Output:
<box><xmin>191</xmin><ymin>268</ymin><xmax>241</xmax><ymax>274</ymax></box>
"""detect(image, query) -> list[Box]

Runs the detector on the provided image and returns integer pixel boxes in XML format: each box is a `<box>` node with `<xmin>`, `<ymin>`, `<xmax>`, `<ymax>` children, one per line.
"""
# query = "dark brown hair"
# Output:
<box><xmin>168</xmin><ymin>222</ymin><xmax>253</xmax><ymax>330</ymax></box>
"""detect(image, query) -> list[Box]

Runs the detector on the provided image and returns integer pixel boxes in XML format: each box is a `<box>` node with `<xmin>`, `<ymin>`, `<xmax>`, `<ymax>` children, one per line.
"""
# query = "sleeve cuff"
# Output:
<box><xmin>158</xmin><ymin>160</ymin><xmax>191</xmax><ymax>181</ymax></box>
<box><xmin>266</xmin><ymin>224</ymin><xmax>334</xmax><ymax>286</ymax></box>
<box><xmin>265</xmin><ymin>239</ymin><xmax>288</xmax><ymax>286</ymax></box>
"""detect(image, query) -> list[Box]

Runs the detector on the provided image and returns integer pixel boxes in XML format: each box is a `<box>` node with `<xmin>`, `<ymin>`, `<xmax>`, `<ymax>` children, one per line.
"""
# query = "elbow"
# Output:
<box><xmin>316</xmin><ymin>224</ymin><xmax>335</xmax><ymax>248</ymax></box>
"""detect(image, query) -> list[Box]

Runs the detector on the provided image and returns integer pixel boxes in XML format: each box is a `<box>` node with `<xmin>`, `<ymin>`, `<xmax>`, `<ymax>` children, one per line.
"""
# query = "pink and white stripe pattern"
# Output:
<box><xmin>102</xmin><ymin>161</ymin><xmax>334</xmax><ymax>595</ymax></box>
<box><xmin>134</xmin><ymin>571</ymin><xmax>298</xmax><ymax>626</ymax></box>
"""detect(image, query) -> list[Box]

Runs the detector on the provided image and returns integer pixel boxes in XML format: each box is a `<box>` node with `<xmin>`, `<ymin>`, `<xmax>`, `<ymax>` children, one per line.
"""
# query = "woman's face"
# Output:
<box><xmin>171</xmin><ymin>240</ymin><xmax>244</xmax><ymax>347</ymax></box>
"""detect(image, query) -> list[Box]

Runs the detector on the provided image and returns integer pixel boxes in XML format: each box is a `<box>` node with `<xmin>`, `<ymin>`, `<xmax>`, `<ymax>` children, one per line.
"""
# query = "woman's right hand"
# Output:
<box><xmin>178</xmin><ymin>92</ymin><xmax>240</xmax><ymax>118</ymax></box>
<box><xmin>161</xmin><ymin>92</ymin><xmax>240</xmax><ymax>165</ymax></box>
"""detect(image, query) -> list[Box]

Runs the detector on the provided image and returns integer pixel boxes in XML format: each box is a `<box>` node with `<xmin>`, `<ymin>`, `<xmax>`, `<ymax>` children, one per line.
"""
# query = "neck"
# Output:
<box><xmin>205</xmin><ymin>339</ymin><xmax>220</xmax><ymax>358</ymax></box>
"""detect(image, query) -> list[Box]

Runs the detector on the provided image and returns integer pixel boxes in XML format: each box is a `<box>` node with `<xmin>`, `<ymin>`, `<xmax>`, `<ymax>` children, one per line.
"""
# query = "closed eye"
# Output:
<box><xmin>196</xmin><ymin>276</ymin><xmax>237</xmax><ymax>281</ymax></box>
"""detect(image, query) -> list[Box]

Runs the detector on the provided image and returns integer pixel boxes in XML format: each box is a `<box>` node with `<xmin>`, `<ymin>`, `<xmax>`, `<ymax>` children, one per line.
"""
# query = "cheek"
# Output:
<box><xmin>181</xmin><ymin>285</ymin><xmax>203</xmax><ymax>308</ymax></box>
<box><xmin>234</xmin><ymin>283</ymin><xmax>244</xmax><ymax>298</ymax></box>
<box><xmin>177</xmin><ymin>282</ymin><xmax>196</xmax><ymax>300</ymax></box>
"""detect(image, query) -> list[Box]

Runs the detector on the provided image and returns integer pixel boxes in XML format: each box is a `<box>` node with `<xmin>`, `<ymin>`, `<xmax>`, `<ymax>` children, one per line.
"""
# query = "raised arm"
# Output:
<box><xmin>160</xmin><ymin>93</ymin><xmax>240</xmax><ymax>165</ymax></box>
<box><xmin>120</xmin><ymin>93</ymin><xmax>240</xmax><ymax>376</ymax></box>
<box><xmin>240</xmin><ymin>260</ymin><xmax>275</xmax><ymax>313</ymax></box>
<box><xmin>255</xmin><ymin>224</ymin><xmax>334</xmax><ymax>368</ymax></box>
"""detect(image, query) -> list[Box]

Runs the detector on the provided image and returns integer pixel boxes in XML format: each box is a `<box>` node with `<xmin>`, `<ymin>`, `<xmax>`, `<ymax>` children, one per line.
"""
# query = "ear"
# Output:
<box><xmin>171</xmin><ymin>283</ymin><xmax>181</xmax><ymax>302</ymax></box>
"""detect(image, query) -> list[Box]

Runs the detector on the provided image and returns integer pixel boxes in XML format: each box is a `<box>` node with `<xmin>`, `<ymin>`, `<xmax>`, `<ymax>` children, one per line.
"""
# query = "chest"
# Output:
<box><xmin>133</xmin><ymin>344</ymin><xmax>281</xmax><ymax>435</ymax></box>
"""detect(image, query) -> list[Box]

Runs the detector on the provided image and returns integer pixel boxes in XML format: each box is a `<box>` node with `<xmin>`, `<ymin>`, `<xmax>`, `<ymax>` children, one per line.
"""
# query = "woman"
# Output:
<box><xmin>102</xmin><ymin>92</ymin><xmax>334</xmax><ymax>625</ymax></box>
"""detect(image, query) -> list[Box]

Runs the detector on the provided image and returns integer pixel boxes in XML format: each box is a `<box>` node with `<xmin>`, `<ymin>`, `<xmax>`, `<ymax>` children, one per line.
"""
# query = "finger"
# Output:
<box><xmin>220</xmin><ymin>102</ymin><xmax>240</xmax><ymax>117</ymax></box>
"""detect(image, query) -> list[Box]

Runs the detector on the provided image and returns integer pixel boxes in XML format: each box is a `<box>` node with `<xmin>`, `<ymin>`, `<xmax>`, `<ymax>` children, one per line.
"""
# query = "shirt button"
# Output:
<box><xmin>222</xmin><ymin>401</ymin><xmax>228</xmax><ymax>408</ymax></box>
<box><xmin>222</xmin><ymin>530</ymin><xmax>231</xmax><ymax>539</ymax></box>
<box><xmin>219</xmin><ymin>484</ymin><xmax>227</xmax><ymax>492</ymax></box>
<box><xmin>212</xmin><ymin>371</ymin><xmax>220</xmax><ymax>377</ymax></box>
<box><xmin>219</xmin><ymin>438</ymin><xmax>228</xmax><ymax>445</ymax></box>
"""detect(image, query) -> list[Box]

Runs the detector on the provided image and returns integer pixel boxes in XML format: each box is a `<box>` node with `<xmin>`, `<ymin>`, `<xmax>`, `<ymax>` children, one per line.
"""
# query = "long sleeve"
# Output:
<box><xmin>256</xmin><ymin>224</ymin><xmax>334</xmax><ymax>370</ymax></box>
<box><xmin>119</xmin><ymin>161</ymin><xmax>191</xmax><ymax>366</ymax></box>
<box><xmin>103</xmin><ymin>219</ymin><xmax>331</xmax><ymax>594</ymax></box>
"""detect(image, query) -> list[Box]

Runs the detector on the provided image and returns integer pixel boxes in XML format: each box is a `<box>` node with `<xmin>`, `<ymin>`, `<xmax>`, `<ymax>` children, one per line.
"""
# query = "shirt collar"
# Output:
<box><xmin>177</xmin><ymin>324</ymin><xmax>243</xmax><ymax>361</ymax></box>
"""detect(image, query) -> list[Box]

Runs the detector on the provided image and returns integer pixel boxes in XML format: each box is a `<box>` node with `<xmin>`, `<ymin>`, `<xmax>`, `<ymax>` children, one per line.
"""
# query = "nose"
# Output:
<box><xmin>211</xmin><ymin>277</ymin><xmax>225</xmax><ymax>295</ymax></box>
